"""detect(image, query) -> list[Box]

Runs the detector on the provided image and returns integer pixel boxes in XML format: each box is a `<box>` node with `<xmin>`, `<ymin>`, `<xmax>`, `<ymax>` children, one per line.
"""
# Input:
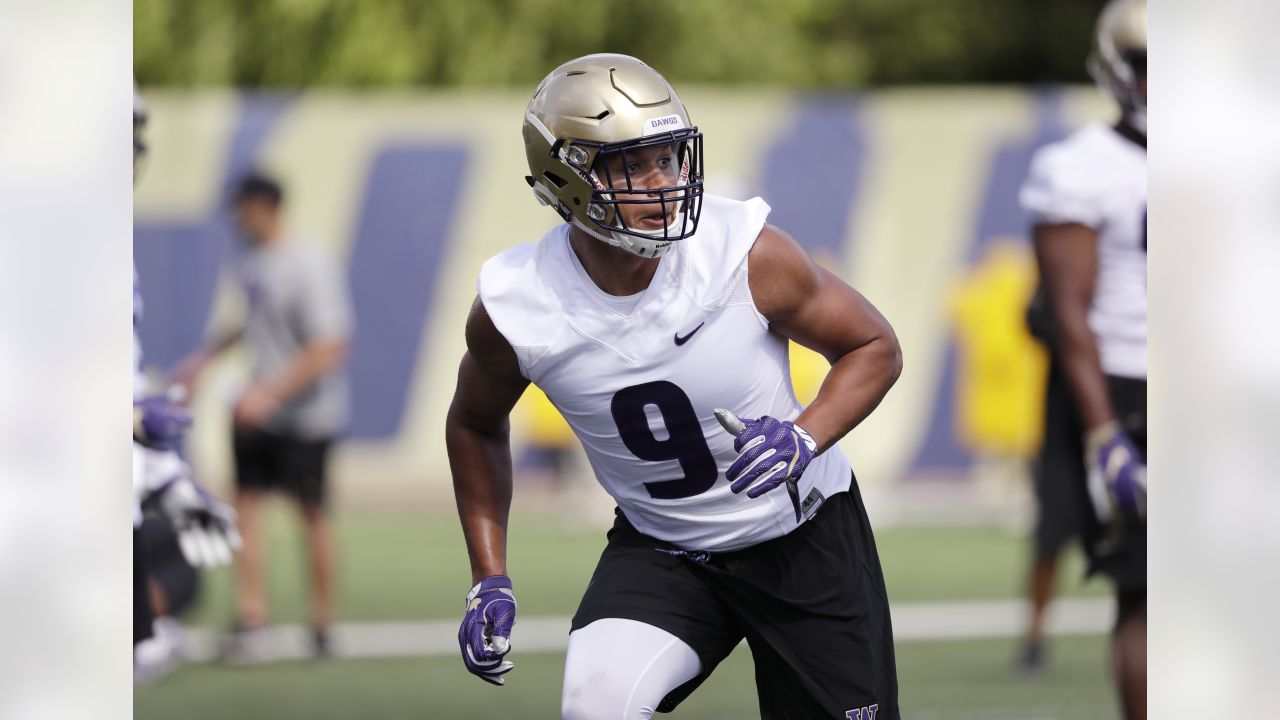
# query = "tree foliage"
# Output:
<box><xmin>135</xmin><ymin>0</ymin><xmax>1108</xmax><ymax>88</ymax></box>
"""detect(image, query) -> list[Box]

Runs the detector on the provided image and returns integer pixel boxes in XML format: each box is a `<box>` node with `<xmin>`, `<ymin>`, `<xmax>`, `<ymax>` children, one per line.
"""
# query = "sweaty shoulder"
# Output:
<box><xmin>1020</xmin><ymin>123</ymin><xmax>1144</xmax><ymax>229</ymax></box>
<box><xmin>679</xmin><ymin>194</ymin><xmax>771</xmax><ymax>308</ymax></box>
<box><xmin>476</xmin><ymin>227</ymin><xmax>568</xmax><ymax>378</ymax></box>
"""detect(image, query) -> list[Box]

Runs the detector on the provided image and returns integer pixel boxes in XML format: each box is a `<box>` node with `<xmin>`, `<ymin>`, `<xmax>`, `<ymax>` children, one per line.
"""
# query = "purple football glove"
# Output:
<box><xmin>135</xmin><ymin>393</ymin><xmax>192</xmax><ymax>450</ymax></box>
<box><xmin>1085</xmin><ymin>421</ymin><xmax>1147</xmax><ymax>522</ymax></box>
<box><xmin>458</xmin><ymin>575</ymin><xmax>516</xmax><ymax>686</ymax></box>
<box><xmin>715</xmin><ymin>409</ymin><xmax>818</xmax><ymax>521</ymax></box>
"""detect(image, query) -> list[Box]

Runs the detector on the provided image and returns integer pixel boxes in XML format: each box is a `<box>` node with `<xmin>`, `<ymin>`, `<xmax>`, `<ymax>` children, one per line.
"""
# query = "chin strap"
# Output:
<box><xmin>570</xmin><ymin>217</ymin><xmax>677</xmax><ymax>259</ymax></box>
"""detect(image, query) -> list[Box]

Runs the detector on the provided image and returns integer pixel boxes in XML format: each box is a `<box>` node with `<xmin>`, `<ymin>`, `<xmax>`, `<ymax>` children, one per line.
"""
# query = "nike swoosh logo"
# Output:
<box><xmin>674</xmin><ymin>322</ymin><xmax>704</xmax><ymax>346</ymax></box>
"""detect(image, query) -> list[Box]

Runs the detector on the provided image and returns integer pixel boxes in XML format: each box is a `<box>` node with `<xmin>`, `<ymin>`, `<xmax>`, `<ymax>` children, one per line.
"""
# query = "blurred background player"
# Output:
<box><xmin>173</xmin><ymin>172</ymin><xmax>354</xmax><ymax>660</ymax></box>
<box><xmin>133</xmin><ymin>86</ymin><xmax>241</xmax><ymax>681</ymax></box>
<box><xmin>1018</xmin><ymin>0</ymin><xmax>1147</xmax><ymax>716</ymax></box>
<box><xmin>450</xmin><ymin>54</ymin><xmax>902</xmax><ymax>717</ymax></box>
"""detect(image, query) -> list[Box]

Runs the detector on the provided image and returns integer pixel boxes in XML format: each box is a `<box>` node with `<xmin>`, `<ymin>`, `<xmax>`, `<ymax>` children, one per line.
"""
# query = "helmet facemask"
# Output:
<box><xmin>559</xmin><ymin>128</ymin><xmax>704</xmax><ymax>258</ymax></box>
<box><xmin>1089</xmin><ymin>43</ymin><xmax>1147</xmax><ymax>134</ymax></box>
<box><xmin>1087</xmin><ymin>0</ymin><xmax>1147</xmax><ymax>135</ymax></box>
<box><xmin>1117</xmin><ymin>49</ymin><xmax>1146</xmax><ymax>134</ymax></box>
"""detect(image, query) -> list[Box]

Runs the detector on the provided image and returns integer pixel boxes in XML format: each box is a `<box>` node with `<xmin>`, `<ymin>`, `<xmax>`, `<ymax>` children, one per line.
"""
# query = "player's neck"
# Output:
<box><xmin>567</xmin><ymin>227</ymin><xmax>661</xmax><ymax>297</ymax></box>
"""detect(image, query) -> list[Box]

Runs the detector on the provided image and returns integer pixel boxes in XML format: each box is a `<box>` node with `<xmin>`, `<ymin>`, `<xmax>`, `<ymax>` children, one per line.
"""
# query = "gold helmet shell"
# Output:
<box><xmin>1088</xmin><ymin>0</ymin><xmax>1147</xmax><ymax>131</ymax></box>
<box><xmin>522</xmin><ymin>53</ymin><xmax>704</xmax><ymax>258</ymax></box>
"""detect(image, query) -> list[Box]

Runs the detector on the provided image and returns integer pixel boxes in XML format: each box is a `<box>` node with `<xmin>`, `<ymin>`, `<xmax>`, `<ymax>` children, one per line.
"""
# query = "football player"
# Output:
<box><xmin>133</xmin><ymin>87</ymin><xmax>241</xmax><ymax>661</ymax></box>
<box><xmin>447</xmin><ymin>55</ymin><xmax>902</xmax><ymax>718</ymax></box>
<box><xmin>1018</xmin><ymin>1</ymin><xmax>1148</xmax><ymax>717</ymax></box>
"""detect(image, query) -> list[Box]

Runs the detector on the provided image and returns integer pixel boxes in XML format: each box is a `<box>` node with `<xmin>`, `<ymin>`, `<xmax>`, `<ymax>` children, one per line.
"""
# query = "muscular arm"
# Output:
<box><xmin>748</xmin><ymin>225</ymin><xmax>903</xmax><ymax>453</ymax></box>
<box><xmin>1033</xmin><ymin>222</ymin><xmax>1115</xmax><ymax>430</ymax></box>
<box><xmin>446</xmin><ymin>297</ymin><xmax>530</xmax><ymax>584</ymax></box>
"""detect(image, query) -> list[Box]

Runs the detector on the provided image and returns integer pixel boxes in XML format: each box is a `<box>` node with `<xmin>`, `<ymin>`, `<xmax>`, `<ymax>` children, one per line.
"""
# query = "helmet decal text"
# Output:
<box><xmin>642</xmin><ymin>114</ymin><xmax>686</xmax><ymax>137</ymax></box>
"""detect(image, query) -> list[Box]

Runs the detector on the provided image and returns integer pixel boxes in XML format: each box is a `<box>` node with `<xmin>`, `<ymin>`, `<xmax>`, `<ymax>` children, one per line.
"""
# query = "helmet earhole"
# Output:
<box><xmin>587</xmin><ymin>204</ymin><xmax>606</xmax><ymax>221</ymax></box>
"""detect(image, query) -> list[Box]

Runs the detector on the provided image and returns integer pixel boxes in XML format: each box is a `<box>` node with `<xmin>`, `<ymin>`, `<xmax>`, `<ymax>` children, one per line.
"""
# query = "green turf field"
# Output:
<box><xmin>136</xmin><ymin>637</ymin><xmax>1116</xmax><ymax>719</ymax></box>
<box><xmin>180</xmin><ymin>503</ymin><xmax>1104</xmax><ymax>626</ymax></box>
<box><xmin>139</xmin><ymin>504</ymin><xmax>1117</xmax><ymax>718</ymax></box>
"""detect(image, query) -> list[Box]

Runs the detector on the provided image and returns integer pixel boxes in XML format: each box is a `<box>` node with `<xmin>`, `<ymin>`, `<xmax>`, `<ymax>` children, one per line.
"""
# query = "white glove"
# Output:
<box><xmin>156</xmin><ymin>477</ymin><xmax>242</xmax><ymax>568</ymax></box>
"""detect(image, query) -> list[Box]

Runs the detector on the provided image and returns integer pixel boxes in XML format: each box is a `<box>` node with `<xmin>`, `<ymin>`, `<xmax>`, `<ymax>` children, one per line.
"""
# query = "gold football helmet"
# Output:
<box><xmin>1088</xmin><ymin>0</ymin><xmax>1147</xmax><ymax>133</ymax></box>
<box><xmin>522</xmin><ymin>54</ymin><xmax>704</xmax><ymax>258</ymax></box>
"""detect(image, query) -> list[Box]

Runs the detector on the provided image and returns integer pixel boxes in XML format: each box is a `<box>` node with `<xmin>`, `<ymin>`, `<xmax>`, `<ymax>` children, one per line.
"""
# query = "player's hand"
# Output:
<box><xmin>234</xmin><ymin>383</ymin><xmax>281</xmax><ymax>427</ymax></box>
<box><xmin>715</xmin><ymin>409</ymin><xmax>817</xmax><ymax>520</ymax></box>
<box><xmin>1084</xmin><ymin>421</ymin><xmax>1146</xmax><ymax>522</ymax></box>
<box><xmin>156</xmin><ymin>476</ymin><xmax>243</xmax><ymax>567</ymax></box>
<box><xmin>134</xmin><ymin>393</ymin><xmax>192</xmax><ymax>450</ymax></box>
<box><xmin>458</xmin><ymin>576</ymin><xmax>516</xmax><ymax>686</ymax></box>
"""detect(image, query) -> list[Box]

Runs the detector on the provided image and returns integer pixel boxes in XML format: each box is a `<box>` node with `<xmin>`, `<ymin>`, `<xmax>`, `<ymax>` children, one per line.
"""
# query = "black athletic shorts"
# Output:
<box><xmin>134</xmin><ymin>528</ymin><xmax>154</xmax><ymax>645</ymax></box>
<box><xmin>232</xmin><ymin>426</ymin><xmax>332</xmax><ymax>507</ymax></box>
<box><xmin>571</xmin><ymin>475</ymin><xmax>898</xmax><ymax>719</ymax></box>
<box><xmin>1032</xmin><ymin>361</ymin><xmax>1088</xmax><ymax>557</ymax></box>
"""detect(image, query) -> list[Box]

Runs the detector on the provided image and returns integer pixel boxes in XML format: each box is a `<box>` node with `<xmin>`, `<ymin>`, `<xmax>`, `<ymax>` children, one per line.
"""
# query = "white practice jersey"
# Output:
<box><xmin>479</xmin><ymin>195</ymin><xmax>853</xmax><ymax>552</ymax></box>
<box><xmin>1020</xmin><ymin>123</ymin><xmax>1147</xmax><ymax>379</ymax></box>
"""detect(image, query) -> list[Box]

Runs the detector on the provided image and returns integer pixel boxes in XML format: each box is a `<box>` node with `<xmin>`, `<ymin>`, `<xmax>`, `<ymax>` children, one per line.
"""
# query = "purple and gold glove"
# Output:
<box><xmin>715</xmin><ymin>409</ymin><xmax>818</xmax><ymax>522</ymax></box>
<box><xmin>458</xmin><ymin>575</ymin><xmax>516</xmax><ymax>686</ymax></box>
<box><xmin>1085</xmin><ymin>421</ymin><xmax>1147</xmax><ymax>522</ymax></box>
<box><xmin>134</xmin><ymin>393</ymin><xmax>192</xmax><ymax>450</ymax></box>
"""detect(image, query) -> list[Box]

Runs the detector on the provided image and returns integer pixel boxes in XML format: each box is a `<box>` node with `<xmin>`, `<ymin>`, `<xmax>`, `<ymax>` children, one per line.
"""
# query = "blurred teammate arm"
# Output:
<box><xmin>170</xmin><ymin>272</ymin><xmax>247</xmax><ymax>389</ymax></box>
<box><xmin>1032</xmin><ymin>222</ymin><xmax>1115</xmax><ymax>429</ymax></box>
<box><xmin>748</xmin><ymin>224</ymin><xmax>903</xmax><ymax>453</ymax></box>
<box><xmin>1036</xmin><ymin>223</ymin><xmax>1146</xmax><ymax>516</ymax></box>
<box><xmin>447</xmin><ymin>296</ymin><xmax>530</xmax><ymax>583</ymax></box>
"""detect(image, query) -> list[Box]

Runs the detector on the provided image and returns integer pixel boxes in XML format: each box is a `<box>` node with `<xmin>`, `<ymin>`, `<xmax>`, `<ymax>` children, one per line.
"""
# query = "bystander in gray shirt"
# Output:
<box><xmin>236</xmin><ymin>236</ymin><xmax>352</xmax><ymax>439</ymax></box>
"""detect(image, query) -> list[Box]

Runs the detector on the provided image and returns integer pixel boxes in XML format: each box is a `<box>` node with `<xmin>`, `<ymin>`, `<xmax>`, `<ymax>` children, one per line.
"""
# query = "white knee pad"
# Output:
<box><xmin>561</xmin><ymin>618</ymin><xmax>701</xmax><ymax>720</ymax></box>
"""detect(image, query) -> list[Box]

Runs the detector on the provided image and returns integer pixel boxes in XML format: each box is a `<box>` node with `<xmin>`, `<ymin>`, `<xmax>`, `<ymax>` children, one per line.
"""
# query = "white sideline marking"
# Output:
<box><xmin>184</xmin><ymin>597</ymin><xmax>1111</xmax><ymax>663</ymax></box>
